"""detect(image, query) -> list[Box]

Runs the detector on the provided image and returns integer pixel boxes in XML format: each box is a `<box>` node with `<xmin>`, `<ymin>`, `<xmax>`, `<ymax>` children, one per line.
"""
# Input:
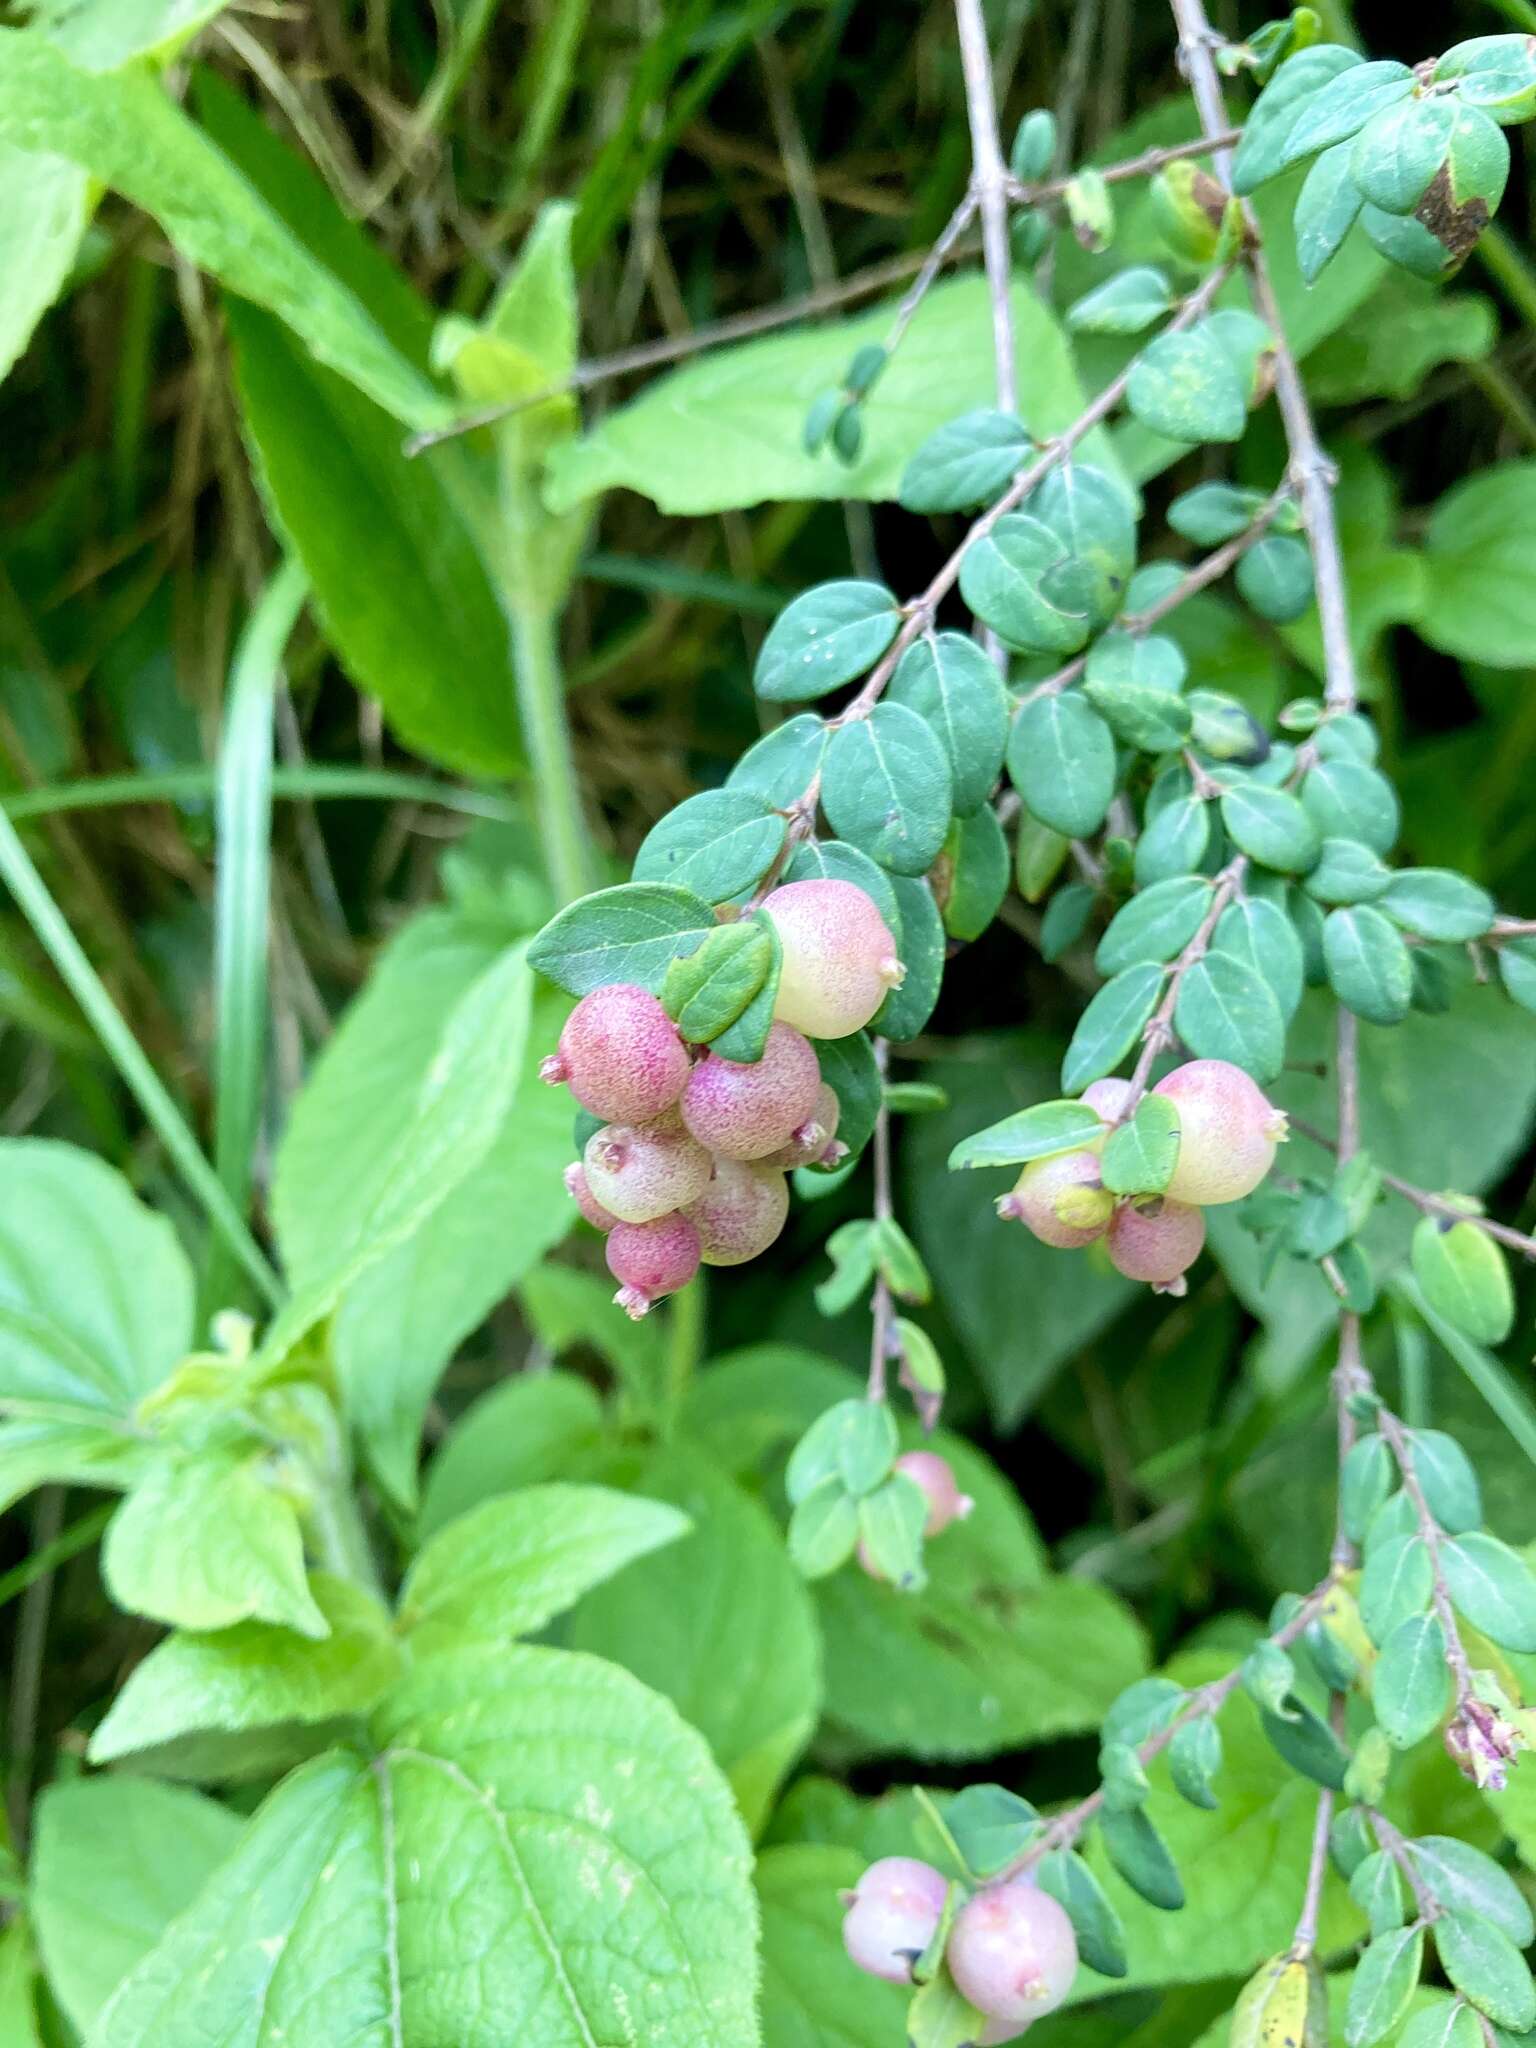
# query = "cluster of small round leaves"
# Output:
<box><xmin>842</xmin><ymin>1858</ymin><xmax>1079</xmax><ymax>2041</ymax></box>
<box><xmin>996</xmin><ymin>1059</ymin><xmax>1286</xmax><ymax>1292</ymax></box>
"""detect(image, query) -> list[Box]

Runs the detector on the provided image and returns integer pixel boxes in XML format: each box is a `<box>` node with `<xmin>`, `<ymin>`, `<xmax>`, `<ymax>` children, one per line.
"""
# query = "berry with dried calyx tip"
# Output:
<box><xmin>684</xmin><ymin>1157</ymin><xmax>790</xmax><ymax>1266</ymax></box>
<box><xmin>606</xmin><ymin>1214</ymin><xmax>702</xmax><ymax>1319</ymax></box>
<box><xmin>1153</xmin><ymin>1058</ymin><xmax>1288</xmax><ymax>1205</ymax></box>
<box><xmin>762</xmin><ymin>879</ymin><xmax>905</xmax><ymax>1039</ymax></box>
<box><xmin>1081</xmin><ymin>1076</ymin><xmax>1134</xmax><ymax>1126</ymax></box>
<box><xmin>893</xmin><ymin>1450</ymin><xmax>975</xmax><ymax>1536</ymax></box>
<box><xmin>765</xmin><ymin>1081</ymin><xmax>845</xmax><ymax>1168</ymax></box>
<box><xmin>563</xmin><ymin>1162</ymin><xmax>617</xmax><ymax>1232</ymax></box>
<box><xmin>841</xmin><ymin>1857</ymin><xmax>949</xmax><ymax>1984</ymax></box>
<box><xmin>947</xmin><ymin>1880</ymin><xmax>1078</xmax><ymax>2029</ymax></box>
<box><xmin>582</xmin><ymin>1116</ymin><xmax>712</xmax><ymax>1224</ymax></box>
<box><xmin>1106</xmin><ymin>1196</ymin><xmax>1206</xmax><ymax>1287</ymax></box>
<box><xmin>997</xmin><ymin>1150</ymin><xmax>1112</xmax><ymax>1249</ymax></box>
<box><xmin>680</xmin><ymin>1022</ymin><xmax>822</xmax><ymax>1161</ymax></box>
<box><xmin>540</xmin><ymin>982</ymin><xmax>690</xmax><ymax>1125</ymax></box>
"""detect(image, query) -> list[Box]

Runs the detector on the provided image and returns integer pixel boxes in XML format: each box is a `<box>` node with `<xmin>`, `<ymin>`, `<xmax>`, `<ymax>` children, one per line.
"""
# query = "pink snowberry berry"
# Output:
<box><xmin>997</xmin><ymin>1150</ymin><xmax>1111</xmax><ymax>1250</ymax></box>
<box><xmin>1106</xmin><ymin>1196</ymin><xmax>1206</xmax><ymax>1287</ymax></box>
<box><xmin>684</xmin><ymin>1157</ymin><xmax>790</xmax><ymax>1267</ymax></box>
<box><xmin>539</xmin><ymin>982</ymin><xmax>690</xmax><ymax>1125</ymax></box>
<box><xmin>680</xmin><ymin>1022</ymin><xmax>822</xmax><ymax>1161</ymax></box>
<box><xmin>894</xmin><ymin>1451</ymin><xmax>975</xmax><ymax>1536</ymax></box>
<box><xmin>582</xmin><ymin>1116</ymin><xmax>712</xmax><ymax>1224</ymax></box>
<box><xmin>1153</xmin><ymin>1058</ymin><xmax>1288</xmax><ymax>1206</ymax></box>
<box><xmin>947</xmin><ymin>1881</ymin><xmax>1079</xmax><ymax>2029</ymax></box>
<box><xmin>563</xmin><ymin>1162</ymin><xmax>617</xmax><ymax>1232</ymax></box>
<box><xmin>606</xmin><ymin>1213</ymin><xmax>702</xmax><ymax>1319</ymax></box>
<box><xmin>765</xmin><ymin>1081</ymin><xmax>846</xmax><ymax>1169</ymax></box>
<box><xmin>763</xmin><ymin>879</ymin><xmax>905</xmax><ymax>1040</ymax></box>
<box><xmin>841</xmin><ymin>1857</ymin><xmax>949</xmax><ymax>1984</ymax></box>
<box><xmin>1080</xmin><ymin>1076</ymin><xmax>1134</xmax><ymax>1126</ymax></box>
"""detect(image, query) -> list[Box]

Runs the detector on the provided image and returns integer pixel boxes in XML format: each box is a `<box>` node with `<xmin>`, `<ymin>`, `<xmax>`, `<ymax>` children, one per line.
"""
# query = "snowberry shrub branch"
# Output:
<box><xmin>524</xmin><ymin>9</ymin><xmax>1536</xmax><ymax>2041</ymax></box>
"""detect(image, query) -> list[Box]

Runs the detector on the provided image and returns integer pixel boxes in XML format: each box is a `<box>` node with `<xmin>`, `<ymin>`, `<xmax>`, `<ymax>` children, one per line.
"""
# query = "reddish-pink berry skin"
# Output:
<box><xmin>606</xmin><ymin>1213</ymin><xmax>701</xmax><ymax>1319</ymax></box>
<box><xmin>582</xmin><ymin>1117</ymin><xmax>712</xmax><ymax>1224</ymax></box>
<box><xmin>765</xmin><ymin>1081</ymin><xmax>844</xmax><ymax>1168</ymax></box>
<box><xmin>841</xmin><ymin>1858</ymin><xmax>949</xmax><ymax>1984</ymax></box>
<box><xmin>947</xmin><ymin>1881</ymin><xmax>1078</xmax><ymax>2027</ymax></box>
<box><xmin>684</xmin><ymin>1158</ymin><xmax>790</xmax><ymax>1266</ymax></box>
<box><xmin>680</xmin><ymin>1022</ymin><xmax>821</xmax><ymax>1161</ymax></box>
<box><xmin>540</xmin><ymin>983</ymin><xmax>690</xmax><ymax>1125</ymax></box>
<box><xmin>1153</xmin><ymin>1058</ymin><xmax>1288</xmax><ymax>1206</ymax></box>
<box><xmin>763</xmin><ymin>880</ymin><xmax>905</xmax><ymax>1040</ymax></box>
<box><xmin>1106</xmin><ymin>1197</ymin><xmax>1206</xmax><ymax>1285</ymax></box>
<box><xmin>997</xmin><ymin>1150</ymin><xmax>1109</xmax><ymax>1250</ymax></box>
<box><xmin>894</xmin><ymin>1451</ymin><xmax>975</xmax><ymax>1536</ymax></box>
<box><xmin>563</xmin><ymin>1162</ymin><xmax>617</xmax><ymax>1232</ymax></box>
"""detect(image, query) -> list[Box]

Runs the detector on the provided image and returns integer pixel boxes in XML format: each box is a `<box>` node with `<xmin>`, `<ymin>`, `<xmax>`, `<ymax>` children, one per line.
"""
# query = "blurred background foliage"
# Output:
<box><xmin>3</xmin><ymin>0</ymin><xmax>1536</xmax><ymax>1990</ymax></box>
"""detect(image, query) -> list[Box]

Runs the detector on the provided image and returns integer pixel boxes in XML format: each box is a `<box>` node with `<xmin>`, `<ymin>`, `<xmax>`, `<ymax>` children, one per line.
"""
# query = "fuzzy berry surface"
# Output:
<box><xmin>763</xmin><ymin>879</ymin><xmax>905</xmax><ymax>1040</ymax></box>
<box><xmin>542</xmin><ymin>982</ymin><xmax>690</xmax><ymax>1124</ymax></box>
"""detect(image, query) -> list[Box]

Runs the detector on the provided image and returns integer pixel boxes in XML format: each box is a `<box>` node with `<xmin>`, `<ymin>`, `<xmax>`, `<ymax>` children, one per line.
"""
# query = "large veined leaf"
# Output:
<box><xmin>569</xmin><ymin>1446</ymin><xmax>823</xmax><ymax>1835</ymax></box>
<box><xmin>94</xmin><ymin>1649</ymin><xmax>759</xmax><ymax>2048</ymax></box>
<box><xmin>544</xmin><ymin>275</ymin><xmax>1118</xmax><ymax>513</ymax></box>
<box><xmin>1419</xmin><ymin>461</ymin><xmax>1536</xmax><ymax>669</ymax></box>
<box><xmin>272</xmin><ymin>911</ymin><xmax>572</xmax><ymax>1501</ymax></box>
<box><xmin>30</xmin><ymin>1777</ymin><xmax>242</xmax><ymax>2037</ymax></box>
<box><xmin>0</xmin><ymin>144</ymin><xmax>91</xmax><ymax>387</ymax></box>
<box><xmin>23</xmin><ymin>0</ymin><xmax>234</xmax><ymax>68</ymax></box>
<box><xmin>0</xmin><ymin>1140</ymin><xmax>192</xmax><ymax>1512</ymax></box>
<box><xmin>261</xmin><ymin>936</ymin><xmax>537</xmax><ymax>1374</ymax></box>
<box><xmin>0</xmin><ymin>30</ymin><xmax>449</xmax><ymax>431</ymax></box>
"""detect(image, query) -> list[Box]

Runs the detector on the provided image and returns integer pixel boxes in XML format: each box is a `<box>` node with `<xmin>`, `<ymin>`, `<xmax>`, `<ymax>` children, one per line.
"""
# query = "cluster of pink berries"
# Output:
<box><xmin>1000</xmin><ymin>1059</ymin><xmax>1289</xmax><ymax>1290</ymax></box>
<box><xmin>546</xmin><ymin>879</ymin><xmax>904</xmax><ymax>1317</ymax></box>
<box><xmin>843</xmin><ymin>1856</ymin><xmax>1077</xmax><ymax>2041</ymax></box>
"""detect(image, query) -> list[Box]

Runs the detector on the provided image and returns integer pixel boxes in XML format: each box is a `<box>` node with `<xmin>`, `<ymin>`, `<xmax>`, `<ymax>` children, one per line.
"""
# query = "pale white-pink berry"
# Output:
<box><xmin>684</xmin><ymin>1157</ymin><xmax>789</xmax><ymax>1266</ymax></box>
<box><xmin>582</xmin><ymin>1116</ymin><xmax>712</xmax><ymax>1224</ymax></box>
<box><xmin>763</xmin><ymin>879</ymin><xmax>904</xmax><ymax>1039</ymax></box>
<box><xmin>680</xmin><ymin>1022</ymin><xmax>821</xmax><ymax>1160</ymax></box>
<box><xmin>606</xmin><ymin>1213</ymin><xmax>701</xmax><ymax>1318</ymax></box>
<box><xmin>841</xmin><ymin>1857</ymin><xmax>949</xmax><ymax>1984</ymax></box>
<box><xmin>1080</xmin><ymin>1076</ymin><xmax>1134</xmax><ymax>1126</ymax></box>
<box><xmin>1153</xmin><ymin>1058</ymin><xmax>1288</xmax><ymax>1206</ymax></box>
<box><xmin>894</xmin><ymin>1451</ymin><xmax>975</xmax><ymax>1535</ymax></box>
<box><xmin>1106</xmin><ymin>1197</ymin><xmax>1206</xmax><ymax>1285</ymax></box>
<box><xmin>947</xmin><ymin>1881</ymin><xmax>1078</xmax><ymax>2027</ymax></box>
<box><xmin>764</xmin><ymin>1081</ymin><xmax>845</xmax><ymax>1168</ymax></box>
<box><xmin>540</xmin><ymin>982</ymin><xmax>689</xmax><ymax>1124</ymax></box>
<box><xmin>563</xmin><ymin>1162</ymin><xmax>617</xmax><ymax>1232</ymax></box>
<box><xmin>996</xmin><ymin>1150</ymin><xmax>1110</xmax><ymax>1250</ymax></box>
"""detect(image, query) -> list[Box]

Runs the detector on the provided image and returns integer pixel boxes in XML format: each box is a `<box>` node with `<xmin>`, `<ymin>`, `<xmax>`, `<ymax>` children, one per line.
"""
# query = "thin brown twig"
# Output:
<box><xmin>1003</xmin><ymin>1575</ymin><xmax>1335</xmax><ymax>1878</ymax></box>
<box><xmin>1288</xmin><ymin>1115</ymin><xmax>1536</xmax><ymax>1262</ymax></box>
<box><xmin>1118</xmin><ymin>856</ymin><xmax>1247</xmax><ymax>1111</ymax></box>
<box><xmin>884</xmin><ymin>187</ymin><xmax>979</xmax><ymax>357</ymax></box>
<box><xmin>1370</xmin><ymin>1808</ymin><xmax>1442</xmax><ymax>1924</ymax></box>
<box><xmin>1292</xmin><ymin>1787</ymin><xmax>1336</xmax><ymax>1954</ymax></box>
<box><xmin>868</xmin><ymin>1037</ymin><xmax>895</xmax><ymax>1403</ymax></box>
<box><xmin>1005</xmin><ymin>127</ymin><xmax>1242</xmax><ymax>208</ymax></box>
<box><xmin>1376</xmin><ymin>1404</ymin><xmax>1478</xmax><ymax>1711</ymax></box>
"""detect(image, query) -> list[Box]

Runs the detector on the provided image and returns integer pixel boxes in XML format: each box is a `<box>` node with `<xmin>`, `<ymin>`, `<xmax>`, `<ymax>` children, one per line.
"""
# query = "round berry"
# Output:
<box><xmin>563</xmin><ymin>1162</ymin><xmax>617</xmax><ymax>1232</ymax></box>
<box><xmin>947</xmin><ymin>1881</ymin><xmax>1078</xmax><ymax>2028</ymax></box>
<box><xmin>684</xmin><ymin>1157</ymin><xmax>790</xmax><ymax>1266</ymax></box>
<box><xmin>997</xmin><ymin>1150</ymin><xmax>1111</xmax><ymax>1249</ymax></box>
<box><xmin>765</xmin><ymin>1081</ymin><xmax>845</xmax><ymax>1169</ymax></box>
<box><xmin>582</xmin><ymin>1116</ymin><xmax>712</xmax><ymax>1224</ymax></box>
<box><xmin>1153</xmin><ymin>1058</ymin><xmax>1288</xmax><ymax>1206</ymax></box>
<box><xmin>540</xmin><ymin>983</ymin><xmax>690</xmax><ymax>1125</ymax></box>
<box><xmin>894</xmin><ymin>1451</ymin><xmax>975</xmax><ymax>1536</ymax></box>
<box><xmin>606</xmin><ymin>1213</ymin><xmax>702</xmax><ymax>1319</ymax></box>
<box><xmin>763</xmin><ymin>880</ymin><xmax>905</xmax><ymax>1040</ymax></box>
<box><xmin>1080</xmin><ymin>1076</ymin><xmax>1134</xmax><ymax>1126</ymax></box>
<box><xmin>1106</xmin><ymin>1197</ymin><xmax>1205</xmax><ymax>1285</ymax></box>
<box><xmin>841</xmin><ymin>1858</ymin><xmax>949</xmax><ymax>1984</ymax></box>
<box><xmin>680</xmin><ymin>1022</ymin><xmax>821</xmax><ymax>1161</ymax></box>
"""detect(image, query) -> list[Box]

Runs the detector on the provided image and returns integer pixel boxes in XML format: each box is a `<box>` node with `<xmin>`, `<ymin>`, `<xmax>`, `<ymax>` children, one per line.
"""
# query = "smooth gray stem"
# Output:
<box><xmin>953</xmin><ymin>0</ymin><xmax>1016</xmax><ymax>412</ymax></box>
